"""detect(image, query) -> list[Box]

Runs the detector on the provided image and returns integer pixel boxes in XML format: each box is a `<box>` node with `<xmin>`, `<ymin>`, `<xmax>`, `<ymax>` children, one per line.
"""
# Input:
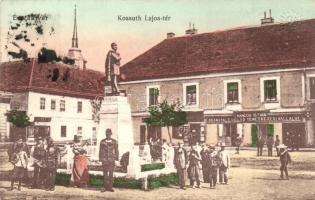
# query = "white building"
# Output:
<box><xmin>0</xmin><ymin>60</ymin><xmax>104</xmax><ymax>143</ymax></box>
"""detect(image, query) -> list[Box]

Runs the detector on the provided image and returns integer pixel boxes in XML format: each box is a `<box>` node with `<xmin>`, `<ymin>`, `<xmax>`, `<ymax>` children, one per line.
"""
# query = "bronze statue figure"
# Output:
<box><xmin>105</xmin><ymin>42</ymin><xmax>121</xmax><ymax>94</ymax></box>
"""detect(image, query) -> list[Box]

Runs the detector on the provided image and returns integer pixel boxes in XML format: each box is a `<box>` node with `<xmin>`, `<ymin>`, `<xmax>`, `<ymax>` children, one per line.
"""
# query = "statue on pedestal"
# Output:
<box><xmin>105</xmin><ymin>42</ymin><xmax>121</xmax><ymax>95</ymax></box>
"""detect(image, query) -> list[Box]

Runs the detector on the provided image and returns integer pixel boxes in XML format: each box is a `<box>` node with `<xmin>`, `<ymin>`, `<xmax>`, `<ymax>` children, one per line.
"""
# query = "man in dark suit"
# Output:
<box><xmin>99</xmin><ymin>128</ymin><xmax>119</xmax><ymax>192</ymax></box>
<box><xmin>174</xmin><ymin>142</ymin><xmax>187</xmax><ymax>190</ymax></box>
<box><xmin>31</xmin><ymin>137</ymin><xmax>46</xmax><ymax>189</ymax></box>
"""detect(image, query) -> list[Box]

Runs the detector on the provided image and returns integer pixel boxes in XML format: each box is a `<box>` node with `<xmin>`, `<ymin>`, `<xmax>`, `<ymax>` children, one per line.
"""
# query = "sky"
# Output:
<box><xmin>1</xmin><ymin>0</ymin><xmax>315</xmax><ymax>72</ymax></box>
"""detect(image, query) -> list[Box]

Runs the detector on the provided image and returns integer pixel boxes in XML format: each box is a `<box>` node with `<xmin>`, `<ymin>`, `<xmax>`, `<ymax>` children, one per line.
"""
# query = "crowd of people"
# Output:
<box><xmin>7</xmin><ymin>129</ymin><xmax>293</xmax><ymax>192</ymax></box>
<box><xmin>8</xmin><ymin>136</ymin><xmax>59</xmax><ymax>191</ymax></box>
<box><xmin>174</xmin><ymin>142</ymin><xmax>230</xmax><ymax>190</ymax></box>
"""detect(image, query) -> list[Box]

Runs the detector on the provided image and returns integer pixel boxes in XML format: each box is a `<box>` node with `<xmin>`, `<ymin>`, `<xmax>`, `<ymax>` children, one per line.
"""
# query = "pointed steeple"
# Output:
<box><xmin>72</xmin><ymin>5</ymin><xmax>78</xmax><ymax>48</ymax></box>
<box><xmin>67</xmin><ymin>5</ymin><xmax>87</xmax><ymax>69</ymax></box>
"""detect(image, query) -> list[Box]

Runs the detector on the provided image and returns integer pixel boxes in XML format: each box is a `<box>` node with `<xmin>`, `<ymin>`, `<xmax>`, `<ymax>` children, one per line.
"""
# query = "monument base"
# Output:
<box><xmin>96</xmin><ymin>96</ymin><xmax>134</xmax><ymax>160</ymax></box>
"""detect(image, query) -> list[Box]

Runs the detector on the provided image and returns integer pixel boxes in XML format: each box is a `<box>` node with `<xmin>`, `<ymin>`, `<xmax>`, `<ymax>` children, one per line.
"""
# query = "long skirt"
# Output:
<box><xmin>70</xmin><ymin>154</ymin><xmax>89</xmax><ymax>187</ymax></box>
<box><xmin>187</xmin><ymin>165</ymin><xmax>200</xmax><ymax>181</ymax></box>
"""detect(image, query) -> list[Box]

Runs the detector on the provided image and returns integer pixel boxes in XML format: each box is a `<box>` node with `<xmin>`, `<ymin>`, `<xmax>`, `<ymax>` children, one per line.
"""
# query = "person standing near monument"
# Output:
<box><xmin>31</xmin><ymin>137</ymin><xmax>46</xmax><ymax>189</ymax></box>
<box><xmin>218</xmin><ymin>144</ymin><xmax>230</xmax><ymax>185</ymax></box>
<box><xmin>45</xmin><ymin>137</ymin><xmax>60</xmax><ymax>191</ymax></box>
<box><xmin>187</xmin><ymin>145</ymin><xmax>202</xmax><ymax>189</ymax></box>
<box><xmin>174</xmin><ymin>142</ymin><xmax>188</xmax><ymax>190</ymax></box>
<box><xmin>70</xmin><ymin>135</ymin><xmax>89</xmax><ymax>188</ymax></box>
<box><xmin>99</xmin><ymin>128</ymin><xmax>119</xmax><ymax>192</ymax></box>
<box><xmin>8</xmin><ymin>143</ymin><xmax>28</xmax><ymax>191</ymax></box>
<box><xmin>200</xmin><ymin>144</ymin><xmax>210</xmax><ymax>183</ymax></box>
<box><xmin>105</xmin><ymin>42</ymin><xmax>121</xmax><ymax>94</ymax></box>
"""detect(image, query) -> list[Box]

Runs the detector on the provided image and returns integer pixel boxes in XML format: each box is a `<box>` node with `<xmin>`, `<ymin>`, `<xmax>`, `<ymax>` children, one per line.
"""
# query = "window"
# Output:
<box><xmin>61</xmin><ymin>126</ymin><xmax>66</xmax><ymax>137</ymax></box>
<box><xmin>149</xmin><ymin>88</ymin><xmax>159</xmax><ymax>106</ymax></box>
<box><xmin>51</xmin><ymin>100</ymin><xmax>56</xmax><ymax>110</ymax></box>
<box><xmin>77</xmin><ymin>101</ymin><xmax>82</xmax><ymax>113</ymax></box>
<box><xmin>186</xmin><ymin>85</ymin><xmax>197</xmax><ymax>105</ymax></box>
<box><xmin>40</xmin><ymin>98</ymin><xmax>45</xmax><ymax>110</ymax></box>
<box><xmin>264</xmin><ymin>80</ymin><xmax>277</xmax><ymax>101</ymax></box>
<box><xmin>77</xmin><ymin>127</ymin><xmax>82</xmax><ymax>136</ymax></box>
<box><xmin>92</xmin><ymin>127</ymin><xmax>97</xmax><ymax>145</ymax></box>
<box><xmin>227</xmin><ymin>82</ymin><xmax>239</xmax><ymax>103</ymax></box>
<box><xmin>310</xmin><ymin>77</ymin><xmax>315</xmax><ymax>99</ymax></box>
<box><xmin>60</xmin><ymin>100</ymin><xmax>65</xmax><ymax>112</ymax></box>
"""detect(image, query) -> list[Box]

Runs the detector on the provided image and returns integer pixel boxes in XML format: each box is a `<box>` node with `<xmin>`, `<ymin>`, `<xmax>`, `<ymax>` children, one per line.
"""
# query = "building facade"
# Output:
<box><xmin>0</xmin><ymin>60</ymin><xmax>104</xmax><ymax>143</ymax></box>
<box><xmin>119</xmin><ymin>18</ymin><xmax>315</xmax><ymax>147</ymax></box>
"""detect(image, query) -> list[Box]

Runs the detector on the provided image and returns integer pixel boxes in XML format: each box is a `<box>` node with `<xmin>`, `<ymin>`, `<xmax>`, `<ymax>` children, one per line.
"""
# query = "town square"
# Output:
<box><xmin>1</xmin><ymin>0</ymin><xmax>315</xmax><ymax>199</ymax></box>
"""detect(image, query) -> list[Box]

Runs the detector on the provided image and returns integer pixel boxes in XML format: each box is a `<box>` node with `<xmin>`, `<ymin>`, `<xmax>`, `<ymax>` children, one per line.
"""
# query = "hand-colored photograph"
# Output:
<box><xmin>1</xmin><ymin>0</ymin><xmax>315</xmax><ymax>199</ymax></box>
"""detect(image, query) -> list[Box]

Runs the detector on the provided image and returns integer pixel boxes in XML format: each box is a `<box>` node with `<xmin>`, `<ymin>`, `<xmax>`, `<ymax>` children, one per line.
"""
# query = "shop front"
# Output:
<box><xmin>205</xmin><ymin>111</ymin><xmax>309</xmax><ymax>147</ymax></box>
<box><xmin>27</xmin><ymin>117</ymin><xmax>51</xmax><ymax>142</ymax></box>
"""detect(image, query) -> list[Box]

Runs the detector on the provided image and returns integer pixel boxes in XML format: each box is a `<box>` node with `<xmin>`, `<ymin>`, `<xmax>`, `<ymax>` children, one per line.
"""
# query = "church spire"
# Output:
<box><xmin>72</xmin><ymin>5</ymin><xmax>78</xmax><ymax>48</ymax></box>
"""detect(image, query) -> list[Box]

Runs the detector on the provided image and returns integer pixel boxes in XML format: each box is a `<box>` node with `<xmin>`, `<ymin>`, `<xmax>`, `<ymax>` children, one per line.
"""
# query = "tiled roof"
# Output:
<box><xmin>120</xmin><ymin>19</ymin><xmax>315</xmax><ymax>81</ymax></box>
<box><xmin>0</xmin><ymin>60</ymin><xmax>105</xmax><ymax>99</ymax></box>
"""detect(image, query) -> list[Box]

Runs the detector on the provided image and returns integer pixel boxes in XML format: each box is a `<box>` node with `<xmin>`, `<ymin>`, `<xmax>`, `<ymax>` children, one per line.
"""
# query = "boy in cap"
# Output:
<box><xmin>278</xmin><ymin>144</ymin><xmax>291</xmax><ymax>180</ymax></box>
<box><xmin>9</xmin><ymin>143</ymin><xmax>28</xmax><ymax>191</ymax></box>
<box><xmin>209</xmin><ymin>146</ymin><xmax>219</xmax><ymax>189</ymax></box>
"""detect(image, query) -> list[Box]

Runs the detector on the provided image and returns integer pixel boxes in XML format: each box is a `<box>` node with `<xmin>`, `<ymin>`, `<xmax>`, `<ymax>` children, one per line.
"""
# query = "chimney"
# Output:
<box><xmin>185</xmin><ymin>23</ymin><xmax>198</xmax><ymax>35</ymax></box>
<box><xmin>261</xmin><ymin>9</ymin><xmax>274</xmax><ymax>25</ymax></box>
<box><xmin>167</xmin><ymin>32</ymin><xmax>175</xmax><ymax>39</ymax></box>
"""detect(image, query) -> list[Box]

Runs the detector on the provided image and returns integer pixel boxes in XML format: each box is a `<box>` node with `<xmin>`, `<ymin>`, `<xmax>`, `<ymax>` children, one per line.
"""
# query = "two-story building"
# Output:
<box><xmin>119</xmin><ymin>18</ymin><xmax>315</xmax><ymax>147</ymax></box>
<box><xmin>0</xmin><ymin>60</ymin><xmax>104</xmax><ymax>143</ymax></box>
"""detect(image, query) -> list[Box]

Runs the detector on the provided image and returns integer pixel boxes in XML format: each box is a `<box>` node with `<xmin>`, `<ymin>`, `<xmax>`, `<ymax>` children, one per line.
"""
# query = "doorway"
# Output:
<box><xmin>282</xmin><ymin>123</ymin><xmax>306</xmax><ymax>147</ymax></box>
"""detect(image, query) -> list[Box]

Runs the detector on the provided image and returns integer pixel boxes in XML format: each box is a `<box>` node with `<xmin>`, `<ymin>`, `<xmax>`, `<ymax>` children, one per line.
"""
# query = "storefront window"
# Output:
<box><xmin>264</xmin><ymin>80</ymin><xmax>277</xmax><ymax>101</ymax></box>
<box><xmin>61</xmin><ymin>126</ymin><xmax>66</xmax><ymax>137</ymax></box>
<box><xmin>227</xmin><ymin>82</ymin><xmax>239</xmax><ymax>103</ymax></box>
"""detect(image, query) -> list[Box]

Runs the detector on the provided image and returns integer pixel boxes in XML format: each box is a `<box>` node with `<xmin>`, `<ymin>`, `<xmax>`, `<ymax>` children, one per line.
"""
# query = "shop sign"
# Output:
<box><xmin>206</xmin><ymin>111</ymin><xmax>309</xmax><ymax>124</ymax></box>
<box><xmin>34</xmin><ymin>117</ymin><xmax>51</xmax><ymax>122</ymax></box>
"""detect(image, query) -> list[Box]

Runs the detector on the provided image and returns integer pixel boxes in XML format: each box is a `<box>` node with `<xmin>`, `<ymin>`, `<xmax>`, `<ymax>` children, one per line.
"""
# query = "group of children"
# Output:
<box><xmin>8</xmin><ymin>137</ymin><xmax>59</xmax><ymax>191</ymax></box>
<box><xmin>174</xmin><ymin>143</ymin><xmax>230</xmax><ymax>190</ymax></box>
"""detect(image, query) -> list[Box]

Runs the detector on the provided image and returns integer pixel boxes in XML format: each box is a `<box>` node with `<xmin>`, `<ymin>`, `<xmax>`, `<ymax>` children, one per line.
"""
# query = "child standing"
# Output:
<box><xmin>208</xmin><ymin>146</ymin><xmax>219</xmax><ymax>189</ymax></box>
<box><xmin>9</xmin><ymin>143</ymin><xmax>28</xmax><ymax>191</ymax></box>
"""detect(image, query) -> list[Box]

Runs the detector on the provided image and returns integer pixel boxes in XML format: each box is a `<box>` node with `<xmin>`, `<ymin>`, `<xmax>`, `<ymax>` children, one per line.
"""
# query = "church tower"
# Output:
<box><xmin>67</xmin><ymin>5</ymin><xmax>87</xmax><ymax>69</ymax></box>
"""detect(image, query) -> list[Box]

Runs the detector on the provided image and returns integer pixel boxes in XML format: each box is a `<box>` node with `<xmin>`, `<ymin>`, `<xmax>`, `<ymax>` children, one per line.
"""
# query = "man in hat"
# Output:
<box><xmin>99</xmin><ymin>128</ymin><xmax>119</xmax><ymax>192</ymax></box>
<box><xmin>174</xmin><ymin>142</ymin><xmax>188</xmax><ymax>190</ymax></box>
<box><xmin>218</xmin><ymin>144</ymin><xmax>230</xmax><ymax>184</ymax></box>
<box><xmin>278</xmin><ymin>144</ymin><xmax>291</xmax><ymax>180</ymax></box>
<box><xmin>31</xmin><ymin>137</ymin><xmax>46</xmax><ymax>189</ymax></box>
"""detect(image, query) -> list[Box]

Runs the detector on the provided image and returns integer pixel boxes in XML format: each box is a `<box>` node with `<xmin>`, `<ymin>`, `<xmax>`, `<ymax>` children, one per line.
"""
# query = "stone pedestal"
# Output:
<box><xmin>96</xmin><ymin>96</ymin><xmax>134</xmax><ymax>160</ymax></box>
<box><xmin>127</xmin><ymin>145</ymin><xmax>141</xmax><ymax>178</ymax></box>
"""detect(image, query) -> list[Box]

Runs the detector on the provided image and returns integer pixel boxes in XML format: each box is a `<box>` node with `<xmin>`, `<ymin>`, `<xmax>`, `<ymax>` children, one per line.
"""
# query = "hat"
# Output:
<box><xmin>17</xmin><ymin>138</ymin><xmax>23</xmax><ymax>143</ymax></box>
<box><xmin>209</xmin><ymin>145</ymin><xmax>215</xmax><ymax>150</ymax></box>
<box><xmin>106</xmin><ymin>128</ymin><xmax>112</xmax><ymax>135</ymax></box>
<box><xmin>277</xmin><ymin>144</ymin><xmax>287</xmax><ymax>149</ymax></box>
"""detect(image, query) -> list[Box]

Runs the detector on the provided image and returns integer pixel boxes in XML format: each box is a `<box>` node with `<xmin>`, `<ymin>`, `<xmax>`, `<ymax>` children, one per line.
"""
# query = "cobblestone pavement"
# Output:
<box><xmin>1</xmin><ymin>150</ymin><xmax>315</xmax><ymax>200</ymax></box>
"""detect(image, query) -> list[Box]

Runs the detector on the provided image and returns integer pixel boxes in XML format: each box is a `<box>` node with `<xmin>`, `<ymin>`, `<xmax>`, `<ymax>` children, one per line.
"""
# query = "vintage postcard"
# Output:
<box><xmin>0</xmin><ymin>0</ymin><xmax>315</xmax><ymax>199</ymax></box>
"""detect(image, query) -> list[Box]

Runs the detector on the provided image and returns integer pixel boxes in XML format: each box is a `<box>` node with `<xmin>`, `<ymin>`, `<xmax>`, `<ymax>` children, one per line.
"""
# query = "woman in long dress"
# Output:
<box><xmin>70</xmin><ymin>135</ymin><xmax>89</xmax><ymax>187</ymax></box>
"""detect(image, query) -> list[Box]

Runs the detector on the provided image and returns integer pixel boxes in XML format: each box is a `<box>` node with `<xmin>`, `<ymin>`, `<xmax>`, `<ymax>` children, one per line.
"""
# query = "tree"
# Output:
<box><xmin>144</xmin><ymin>100</ymin><xmax>187</xmax><ymax>144</ymax></box>
<box><xmin>5</xmin><ymin>110</ymin><xmax>31</xmax><ymax>128</ymax></box>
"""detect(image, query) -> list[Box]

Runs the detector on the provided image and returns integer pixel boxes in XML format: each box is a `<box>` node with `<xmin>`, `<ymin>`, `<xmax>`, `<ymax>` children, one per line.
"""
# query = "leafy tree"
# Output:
<box><xmin>5</xmin><ymin>110</ymin><xmax>31</xmax><ymax>128</ymax></box>
<box><xmin>144</xmin><ymin>100</ymin><xmax>187</xmax><ymax>144</ymax></box>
